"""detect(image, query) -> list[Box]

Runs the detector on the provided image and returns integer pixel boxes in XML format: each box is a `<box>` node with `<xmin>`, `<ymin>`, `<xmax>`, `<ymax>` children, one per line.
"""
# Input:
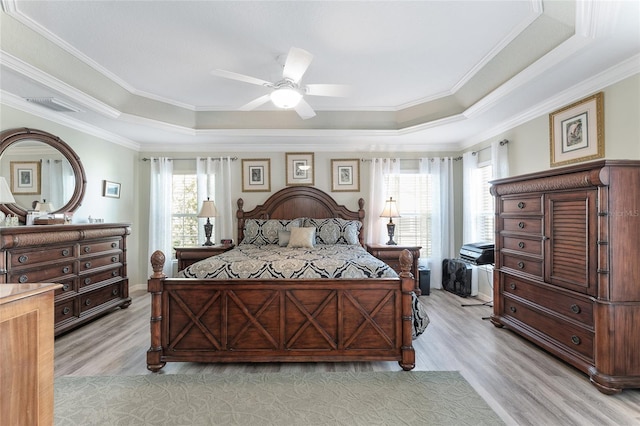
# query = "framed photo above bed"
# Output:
<box><xmin>242</xmin><ymin>159</ymin><xmax>271</xmax><ymax>192</ymax></box>
<box><xmin>331</xmin><ymin>159</ymin><xmax>360</xmax><ymax>192</ymax></box>
<box><xmin>549</xmin><ymin>92</ymin><xmax>604</xmax><ymax>167</ymax></box>
<box><xmin>286</xmin><ymin>152</ymin><xmax>314</xmax><ymax>186</ymax></box>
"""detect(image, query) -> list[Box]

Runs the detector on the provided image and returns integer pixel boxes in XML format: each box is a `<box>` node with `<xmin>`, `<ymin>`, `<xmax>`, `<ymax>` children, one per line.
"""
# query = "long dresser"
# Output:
<box><xmin>0</xmin><ymin>223</ymin><xmax>131</xmax><ymax>335</ymax></box>
<box><xmin>490</xmin><ymin>160</ymin><xmax>640</xmax><ymax>394</ymax></box>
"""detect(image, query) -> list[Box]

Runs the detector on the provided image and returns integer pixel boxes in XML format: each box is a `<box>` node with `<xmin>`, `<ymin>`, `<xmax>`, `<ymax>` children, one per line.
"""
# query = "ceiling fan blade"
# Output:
<box><xmin>305</xmin><ymin>84</ymin><xmax>352</xmax><ymax>97</ymax></box>
<box><xmin>294</xmin><ymin>98</ymin><xmax>316</xmax><ymax>120</ymax></box>
<box><xmin>283</xmin><ymin>47</ymin><xmax>313</xmax><ymax>83</ymax></box>
<box><xmin>239</xmin><ymin>94</ymin><xmax>271</xmax><ymax>111</ymax></box>
<box><xmin>212</xmin><ymin>69</ymin><xmax>273</xmax><ymax>87</ymax></box>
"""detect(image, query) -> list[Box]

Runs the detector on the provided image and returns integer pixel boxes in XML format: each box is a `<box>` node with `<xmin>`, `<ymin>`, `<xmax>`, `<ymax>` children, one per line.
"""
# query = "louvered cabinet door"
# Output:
<box><xmin>544</xmin><ymin>190</ymin><xmax>598</xmax><ymax>296</ymax></box>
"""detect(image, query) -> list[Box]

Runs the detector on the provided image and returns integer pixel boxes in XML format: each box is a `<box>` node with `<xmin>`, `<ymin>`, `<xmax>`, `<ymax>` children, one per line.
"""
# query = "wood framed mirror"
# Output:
<box><xmin>0</xmin><ymin>127</ymin><xmax>87</xmax><ymax>224</ymax></box>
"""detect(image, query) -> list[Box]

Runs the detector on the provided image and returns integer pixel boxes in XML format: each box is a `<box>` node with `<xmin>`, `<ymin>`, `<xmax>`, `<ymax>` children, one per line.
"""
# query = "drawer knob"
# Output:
<box><xmin>19</xmin><ymin>275</ymin><xmax>28</xmax><ymax>283</ymax></box>
<box><xmin>571</xmin><ymin>335</ymin><xmax>581</xmax><ymax>345</ymax></box>
<box><xmin>570</xmin><ymin>304</ymin><xmax>581</xmax><ymax>314</ymax></box>
<box><xmin>112</xmin><ymin>288</ymin><xmax>119</xmax><ymax>296</ymax></box>
<box><xmin>517</xmin><ymin>261</ymin><xmax>525</xmax><ymax>269</ymax></box>
<box><xmin>62</xmin><ymin>266</ymin><xmax>70</xmax><ymax>274</ymax></box>
<box><xmin>85</xmin><ymin>298</ymin><xmax>92</xmax><ymax>306</ymax></box>
<box><xmin>84</xmin><ymin>278</ymin><xmax>92</xmax><ymax>285</ymax></box>
<box><xmin>510</xmin><ymin>282</ymin><xmax>516</xmax><ymax>290</ymax></box>
<box><xmin>509</xmin><ymin>306</ymin><xmax>517</xmax><ymax>313</ymax></box>
<box><xmin>62</xmin><ymin>283</ymin><xmax>70</xmax><ymax>291</ymax></box>
<box><xmin>62</xmin><ymin>249</ymin><xmax>70</xmax><ymax>256</ymax></box>
<box><xmin>62</xmin><ymin>307</ymin><xmax>70</xmax><ymax>315</ymax></box>
<box><xmin>517</xmin><ymin>202</ymin><xmax>525</xmax><ymax>209</ymax></box>
<box><xmin>112</xmin><ymin>271</ymin><xmax>118</xmax><ymax>277</ymax></box>
<box><xmin>518</xmin><ymin>241</ymin><xmax>525</xmax><ymax>249</ymax></box>
<box><xmin>111</xmin><ymin>242</ymin><xmax>117</xmax><ymax>248</ymax></box>
<box><xmin>84</xmin><ymin>247</ymin><xmax>91</xmax><ymax>253</ymax></box>
<box><xmin>85</xmin><ymin>262</ymin><xmax>91</xmax><ymax>268</ymax></box>
<box><xmin>518</xmin><ymin>221</ymin><xmax>525</xmax><ymax>229</ymax></box>
<box><xmin>18</xmin><ymin>255</ymin><xmax>28</xmax><ymax>264</ymax></box>
<box><xmin>111</xmin><ymin>256</ymin><xmax>118</xmax><ymax>262</ymax></box>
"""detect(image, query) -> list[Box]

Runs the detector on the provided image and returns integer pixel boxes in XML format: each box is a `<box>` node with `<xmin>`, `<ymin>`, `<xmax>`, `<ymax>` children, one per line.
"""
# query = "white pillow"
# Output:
<box><xmin>287</xmin><ymin>227</ymin><xmax>316</xmax><ymax>248</ymax></box>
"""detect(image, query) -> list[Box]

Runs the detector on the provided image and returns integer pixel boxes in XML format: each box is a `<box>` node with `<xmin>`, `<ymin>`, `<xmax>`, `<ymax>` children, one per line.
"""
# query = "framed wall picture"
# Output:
<box><xmin>242</xmin><ymin>159</ymin><xmax>271</xmax><ymax>192</ymax></box>
<box><xmin>10</xmin><ymin>161</ymin><xmax>41</xmax><ymax>195</ymax></box>
<box><xmin>331</xmin><ymin>159</ymin><xmax>360</xmax><ymax>192</ymax></box>
<box><xmin>103</xmin><ymin>180</ymin><xmax>121</xmax><ymax>198</ymax></box>
<box><xmin>286</xmin><ymin>152</ymin><xmax>314</xmax><ymax>186</ymax></box>
<box><xmin>550</xmin><ymin>92</ymin><xmax>604</xmax><ymax>167</ymax></box>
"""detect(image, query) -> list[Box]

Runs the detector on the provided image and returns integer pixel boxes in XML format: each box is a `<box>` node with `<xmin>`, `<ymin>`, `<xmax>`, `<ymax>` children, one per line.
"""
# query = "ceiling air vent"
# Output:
<box><xmin>24</xmin><ymin>97</ymin><xmax>81</xmax><ymax>112</ymax></box>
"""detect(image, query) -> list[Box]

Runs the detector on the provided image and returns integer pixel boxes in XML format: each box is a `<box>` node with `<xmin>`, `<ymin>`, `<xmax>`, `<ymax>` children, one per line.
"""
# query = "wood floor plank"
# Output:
<box><xmin>54</xmin><ymin>289</ymin><xmax>640</xmax><ymax>425</ymax></box>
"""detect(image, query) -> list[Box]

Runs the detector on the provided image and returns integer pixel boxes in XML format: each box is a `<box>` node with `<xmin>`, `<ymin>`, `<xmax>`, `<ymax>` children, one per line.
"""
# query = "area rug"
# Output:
<box><xmin>55</xmin><ymin>371</ymin><xmax>503</xmax><ymax>425</ymax></box>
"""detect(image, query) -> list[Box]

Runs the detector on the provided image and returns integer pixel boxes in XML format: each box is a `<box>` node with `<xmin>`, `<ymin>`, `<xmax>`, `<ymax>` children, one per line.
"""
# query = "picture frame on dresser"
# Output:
<box><xmin>241</xmin><ymin>159</ymin><xmax>270</xmax><ymax>192</ymax></box>
<box><xmin>549</xmin><ymin>92</ymin><xmax>604</xmax><ymax>167</ymax></box>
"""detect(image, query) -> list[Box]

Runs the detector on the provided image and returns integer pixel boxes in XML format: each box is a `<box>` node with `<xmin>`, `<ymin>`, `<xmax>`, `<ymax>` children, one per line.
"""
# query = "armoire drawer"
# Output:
<box><xmin>500</xmin><ymin>196</ymin><xmax>543</xmax><ymax>215</ymax></box>
<box><xmin>502</xmin><ymin>217</ymin><xmax>543</xmax><ymax>235</ymax></box>
<box><xmin>502</xmin><ymin>298</ymin><xmax>594</xmax><ymax>360</ymax></box>
<box><xmin>501</xmin><ymin>253</ymin><xmax>543</xmax><ymax>279</ymax></box>
<box><xmin>501</xmin><ymin>274</ymin><xmax>593</xmax><ymax>327</ymax></box>
<box><xmin>502</xmin><ymin>235</ymin><xmax>542</xmax><ymax>256</ymax></box>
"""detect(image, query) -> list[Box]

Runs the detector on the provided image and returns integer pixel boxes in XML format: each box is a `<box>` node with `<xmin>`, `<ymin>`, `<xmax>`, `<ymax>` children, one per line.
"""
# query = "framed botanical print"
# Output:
<box><xmin>331</xmin><ymin>159</ymin><xmax>360</xmax><ymax>192</ymax></box>
<box><xmin>549</xmin><ymin>92</ymin><xmax>604</xmax><ymax>167</ymax></box>
<box><xmin>10</xmin><ymin>161</ymin><xmax>41</xmax><ymax>195</ymax></box>
<box><xmin>242</xmin><ymin>159</ymin><xmax>271</xmax><ymax>192</ymax></box>
<box><xmin>285</xmin><ymin>152</ymin><xmax>314</xmax><ymax>186</ymax></box>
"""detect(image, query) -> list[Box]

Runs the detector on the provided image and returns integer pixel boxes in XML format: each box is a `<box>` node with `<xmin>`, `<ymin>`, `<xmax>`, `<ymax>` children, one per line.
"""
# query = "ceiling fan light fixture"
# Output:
<box><xmin>270</xmin><ymin>87</ymin><xmax>302</xmax><ymax>109</ymax></box>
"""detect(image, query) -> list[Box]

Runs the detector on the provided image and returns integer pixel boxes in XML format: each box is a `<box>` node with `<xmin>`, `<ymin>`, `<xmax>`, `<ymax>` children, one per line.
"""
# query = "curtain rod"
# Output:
<box><xmin>142</xmin><ymin>157</ymin><xmax>238</xmax><ymax>162</ymax></box>
<box><xmin>472</xmin><ymin>139</ymin><xmax>509</xmax><ymax>156</ymax></box>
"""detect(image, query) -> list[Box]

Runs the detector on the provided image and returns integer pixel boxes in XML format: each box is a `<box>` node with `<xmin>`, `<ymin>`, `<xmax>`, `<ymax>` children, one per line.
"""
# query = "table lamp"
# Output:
<box><xmin>380</xmin><ymin>197</ymin><xmax>400</xmax><ymax>245</ymax></box>
<box><xmin>197</xmin><ymin>197</ymin><xmax>218</xmax><ymax>246</ymax></box>
<box><xmin>0</xmin><ymin>177</ymin><xmax>16</xmax><ymax>224</ymax></box>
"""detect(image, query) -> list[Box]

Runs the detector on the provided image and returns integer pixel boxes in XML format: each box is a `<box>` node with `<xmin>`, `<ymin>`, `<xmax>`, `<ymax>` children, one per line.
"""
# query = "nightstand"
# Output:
<box><xmin>365</xmin><ymin>244</ymin><xmax>422</xmax><ymax>295</ymax></box>
<box><xmin>174</xmin><ymin>245</ymin><xmax>235</xmax><ymax>271</ymax></box>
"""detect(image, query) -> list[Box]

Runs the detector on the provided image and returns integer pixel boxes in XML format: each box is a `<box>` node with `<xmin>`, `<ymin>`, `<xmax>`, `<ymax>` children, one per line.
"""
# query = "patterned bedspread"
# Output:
<box><xmin>179</xmin><ymin>244</ymin><xmax>398</xmax><ymax>279</ymax></box>
<box><xmin>179</xmin><ymin>244</ymin><xmax>430</xmax><ymax>339</ymax></box>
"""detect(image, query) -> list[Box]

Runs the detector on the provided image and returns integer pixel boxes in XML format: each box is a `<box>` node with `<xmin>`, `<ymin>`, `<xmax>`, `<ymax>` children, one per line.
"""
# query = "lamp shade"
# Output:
<box><xmin>197</xmin><ymin>199</ymin><xmax>218</xmax><ymax>218</ymax></box>
<box><xmin>380</xmin><ymin>197</ymin><xmax>400</xmax><ymax>218</ymax></box>
<box><xmin>0</xmin><ymin>177</ymin><xmax>15</xmax><ymax>204</ymax></box>
<box><xmin>35</xmin><ymin>200</ymin><xmax>54</xmax><ymax>213</ymax></box>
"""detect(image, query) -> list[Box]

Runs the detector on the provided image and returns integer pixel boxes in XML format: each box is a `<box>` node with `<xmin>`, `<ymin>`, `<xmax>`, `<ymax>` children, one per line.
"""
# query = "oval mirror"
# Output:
<box><xmin>0</xmin><ymin>128</ymin><xmax>86</xmax><ymax>223</ymax></box>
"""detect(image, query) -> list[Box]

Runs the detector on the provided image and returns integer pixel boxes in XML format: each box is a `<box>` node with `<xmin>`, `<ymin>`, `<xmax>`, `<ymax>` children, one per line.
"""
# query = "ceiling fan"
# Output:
<box><xmin>212</xmin><ymin>47</ymin><xmax>350</xmax><ymax>119</ymax></box>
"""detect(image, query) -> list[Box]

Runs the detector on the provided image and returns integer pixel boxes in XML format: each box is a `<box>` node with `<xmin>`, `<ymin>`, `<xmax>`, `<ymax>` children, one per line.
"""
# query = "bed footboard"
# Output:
<box><xmin>147</xmin><ymin>250</ymin><xmax>415</xmax><ymax>372</ymax></box>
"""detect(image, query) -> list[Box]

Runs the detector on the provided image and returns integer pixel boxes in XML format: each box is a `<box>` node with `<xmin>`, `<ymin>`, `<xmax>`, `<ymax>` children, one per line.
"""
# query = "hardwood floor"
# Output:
<box><xmin>54</xmin><ymin>288</ymin><xmax>640</xmax><ymax>425</ymax></box>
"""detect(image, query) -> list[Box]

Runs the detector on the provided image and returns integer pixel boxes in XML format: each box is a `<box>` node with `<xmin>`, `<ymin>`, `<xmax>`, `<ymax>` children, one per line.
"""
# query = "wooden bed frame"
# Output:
<box><xmin>147</xmin><ymin>187</ymin><xmax>415</xmax><ymax>371</ymax></box>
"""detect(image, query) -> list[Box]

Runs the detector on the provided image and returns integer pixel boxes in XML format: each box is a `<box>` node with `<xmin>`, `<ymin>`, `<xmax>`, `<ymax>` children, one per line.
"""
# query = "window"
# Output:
<box><xmin>473</xmin><ymin>164</ymin><xmax>494</xmax><ymax>243</ymax></box>
<box><xmin>385</xmin><ymin>173</ymin><xmax>432</xmax><ymax>257</ymax></box>
<box><xmin>171</xmin><ymin>174</ymin><xmax>199</xmax><ymax>249</ymax></box>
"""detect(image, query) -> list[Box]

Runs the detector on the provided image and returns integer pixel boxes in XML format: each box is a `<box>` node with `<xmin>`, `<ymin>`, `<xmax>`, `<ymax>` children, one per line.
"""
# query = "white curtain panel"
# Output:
<box><xmin>462</xmin><ymin>151</ymin><xmax>478</xmax><ymax>244</ymax></box>
<box><xmin>491</xmin><ymin>140</ymin><xmax>509</xmax><ymax>179</ymax></box>
<box><xmin>197</xmin><ymin>157</ymin><xmax>233</xmax><ymax>244</ymax></box>
<box><xmin>148</xmin><ymin>157</ymin><xmax>173</xmax><ymax>277</ymax></box>
<box><xmin>420</xmin><ymin>157</ymin><xmax>456</xmax><ymax>290</ymax></box>
<box><xmin>366</xmin><ymin>158</ymin><xmax>400</xmax><ymax>244</ymax></box>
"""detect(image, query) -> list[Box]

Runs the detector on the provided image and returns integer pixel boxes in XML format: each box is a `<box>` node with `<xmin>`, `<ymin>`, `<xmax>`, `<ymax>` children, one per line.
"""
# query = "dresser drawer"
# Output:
<box><xmin>80</xmin><ymin>283</ymin><xmax>123</xmax><ymax>313</ymax></box>
<box><xmin>502</xmin><ymin>297</ymin><xmax>594</xmax><ymax>360</ymax></box>
<box><xmin>79</xmin><ymin>253</ymin><xmax>122</xmax><ymax>272</ymax></box>
<box><xmin>54</xmin><ymin>279</ymin><xmax>77</xmax><ymax>298</ymax></box>
<box><xmin>502</xmin><ymin>235</ymin><xmax>542</xmax><ymax>256</ymax></box>
<box><xmin>8</xmin><ymin>262</ymin><xmax>76</xmax><ymax>284</ymax></box>
<box><xmin>79</xmin><ymin>268</ymin><xmax>123</xmax><ymax>288</ymax></box>
<box><xmin>501</xmin><ymin>253</ymin><xmax>543</xmax><ymax>279</ymax></box>
<box><xmin>502</xmin><ymin>217</ymin><xmax>543</xmax><ymax>235</ymax></box>
<box><xmin>79</xmin><ymin>239</ymin><xmax>121</xmax><ymax>256</ymax></box>
<box><xmin>55</xmin><ymin>299</ymin><xmax>78</xmax><ymax>324</ymax></box>
<box><xmin>8</xmin><ymin>245</ymin><xmax>75</xmax><ymax>268</ymax></box>
<box><xmin>500</xmin><ymin>196</ymin><xmax>543</xmax><ymax>215</ymax></box>
<box><xmin>502</xmin><ymin>275</ymin><xmax>593</xmax><ymax>327</ymax></box>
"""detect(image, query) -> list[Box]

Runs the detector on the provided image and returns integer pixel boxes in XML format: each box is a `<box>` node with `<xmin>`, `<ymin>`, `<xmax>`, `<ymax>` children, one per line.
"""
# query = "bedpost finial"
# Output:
<box><xmin>399</xmin><ymin>249</ymin><xmax>413</xmax><ymax>274</ymax></box>
<box><xmin>150</xmin><ymin>250</ymin><xmax>166</xmax><ymax>278</ymax></box>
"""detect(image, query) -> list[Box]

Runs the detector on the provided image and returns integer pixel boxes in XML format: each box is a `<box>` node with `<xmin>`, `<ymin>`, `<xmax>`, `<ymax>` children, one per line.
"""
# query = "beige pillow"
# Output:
<box><xmin>287</xmin><ymin>227</ymin><xmax>316</xmax><ymax>248</ymax></box>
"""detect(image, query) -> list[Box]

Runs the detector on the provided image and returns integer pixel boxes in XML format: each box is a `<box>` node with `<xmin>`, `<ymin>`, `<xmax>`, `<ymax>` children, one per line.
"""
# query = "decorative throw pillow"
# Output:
<box><xmin>278</xmin><ymin>230</ymin><xmax>291</xmax><ymax>247</ymax></box>
<box><xmin>287</xmin><ymin>227</ymin><xmax>316</xmax><ymax>248</ymax></box>
<box><xmin>304</xmin><ymin>218</ymin><xmax>361</xmax><ymax>245</ymax></box>
<box><xmin>241</xmin><ymin>219</ymin><xmax>301</xmax><ymax>245</ymax></box>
